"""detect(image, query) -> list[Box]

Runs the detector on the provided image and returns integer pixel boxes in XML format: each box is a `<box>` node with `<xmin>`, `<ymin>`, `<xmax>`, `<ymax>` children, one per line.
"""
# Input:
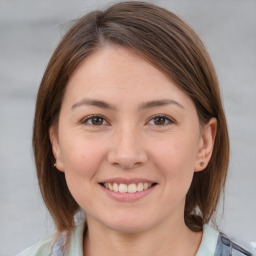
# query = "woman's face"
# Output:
<box><xmin>51</xmin><ymin>46</ymin><xmax>215</xmax><ymax>233</ymax></box>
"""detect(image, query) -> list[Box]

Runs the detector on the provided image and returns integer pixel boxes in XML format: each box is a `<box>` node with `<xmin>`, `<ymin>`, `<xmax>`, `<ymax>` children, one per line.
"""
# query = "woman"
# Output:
<box><xmin>17</xmin><ymin>1</ymin><xmax>255</xmax><ymax>256</ymax></box>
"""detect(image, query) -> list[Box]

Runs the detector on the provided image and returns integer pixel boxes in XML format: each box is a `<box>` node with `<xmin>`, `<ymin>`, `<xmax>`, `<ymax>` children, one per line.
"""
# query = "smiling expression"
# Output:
<box><xmin>50</xmin><ymin>46</ymin><xmax>213</xmax><ymax>233</ymax></box>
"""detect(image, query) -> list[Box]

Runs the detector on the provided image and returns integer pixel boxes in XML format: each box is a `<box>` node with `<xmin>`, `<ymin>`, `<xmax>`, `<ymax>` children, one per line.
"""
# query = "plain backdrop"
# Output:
<box><xmin>0</xmin><ymin>0</ymin><xmax>255</xmax><ymax>255</ymax></box>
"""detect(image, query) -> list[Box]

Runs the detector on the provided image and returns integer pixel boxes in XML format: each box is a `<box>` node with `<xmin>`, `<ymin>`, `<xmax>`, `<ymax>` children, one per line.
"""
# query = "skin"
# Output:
<box><xmin>50</xmin><ymin>46</ymin><xmax>217</xmax><ymax>256</ymax></box>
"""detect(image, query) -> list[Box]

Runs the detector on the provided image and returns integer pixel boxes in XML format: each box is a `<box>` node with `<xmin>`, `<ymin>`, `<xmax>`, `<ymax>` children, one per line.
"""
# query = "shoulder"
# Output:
<box><xmin>215</xmin><ymin>232</ymin><xmax>256</xmax><ymax>256</ymax></box>
<box><xmin>16</xmin><ymin>233</ymin><xmax>55</xmax><ymax>256</ymax></box>
<box><xmin>16</xmin><ymin>221</ymin><xmax>86</xmax><ymax>256</ymax></box>
<box><xmin>197</xmin><ymin>225</ymin><xmax>255</xmax><ymax>256</ymax></box>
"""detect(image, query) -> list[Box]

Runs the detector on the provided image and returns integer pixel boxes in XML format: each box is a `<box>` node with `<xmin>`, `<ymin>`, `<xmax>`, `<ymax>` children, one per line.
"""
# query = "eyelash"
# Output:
<box><xmin>147</xmin><ymin>115</ymin><xmax>174</xmax><ymax>126</ymax></box>
<box><xmin>81</xmin><ymin>115</ymin><xmax>109</xmax><ymax>126</ymax></box>
<box><xmin>81</xmin><ymin>114</ymin><xmax>174</xmax><ymax>127</ymax></box>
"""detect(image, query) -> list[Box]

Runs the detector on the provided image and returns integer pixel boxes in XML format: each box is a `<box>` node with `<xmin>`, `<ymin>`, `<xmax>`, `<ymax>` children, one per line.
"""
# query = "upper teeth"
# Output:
<box><xmin>103</xmin><ymin>182</ymin><xmax>153</xmax><ymax>193</ymax></box>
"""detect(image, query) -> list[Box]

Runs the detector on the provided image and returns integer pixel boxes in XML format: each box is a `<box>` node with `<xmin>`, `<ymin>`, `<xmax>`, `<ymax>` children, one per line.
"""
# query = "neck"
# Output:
<box><xmin>83</xmin><ymin>217</ymin><xmax>202</xmax><ymax>256</ymax></box>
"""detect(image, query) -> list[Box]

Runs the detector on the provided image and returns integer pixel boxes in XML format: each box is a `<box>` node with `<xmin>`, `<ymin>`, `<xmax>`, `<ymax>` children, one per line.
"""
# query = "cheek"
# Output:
<box><xmin>60</xmin><ymin>137</ymin><xmax>106</xmax><ymax>186</ymax></box>
<box><xmin>59</xmin><ymin>138</ymin><xmax>107</xmax><ymax>210</ymax></box>
<box><xmin>151</xmin><ymin>134</ymin><xmax>198</xmax><ymax>167</ymax></box>
<box><xmin>150</xmin><ymin>135</ymin><xmax>198</xmax><ymax>190</ymax></box>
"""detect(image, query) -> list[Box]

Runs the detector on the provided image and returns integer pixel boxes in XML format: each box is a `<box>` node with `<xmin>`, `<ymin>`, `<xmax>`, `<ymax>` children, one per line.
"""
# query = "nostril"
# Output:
<box><xmin>107</xmin><ymin>150</ymin><xmax>149</xmax><ymax>170</ymax></box>
<box><xmin>112</xmin><ymin>162</ymin><xmax>124</xmax><ymax>168</ymax></box>
<box><xmin>111</xmin><ymin>161</ymin><xmax>140</xmax><ymax>169</ymax></box>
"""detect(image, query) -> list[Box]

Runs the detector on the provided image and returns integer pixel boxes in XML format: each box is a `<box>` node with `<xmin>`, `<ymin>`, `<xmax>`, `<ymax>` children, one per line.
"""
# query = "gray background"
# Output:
<box><xmin>0</xmin><ymin>0</ymin><xmax>255</xmax><ymax>255</ymax></box>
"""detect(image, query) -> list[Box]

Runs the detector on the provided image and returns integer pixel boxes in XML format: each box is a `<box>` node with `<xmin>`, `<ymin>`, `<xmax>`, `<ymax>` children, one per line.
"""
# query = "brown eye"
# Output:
<box><xmin>154</xmin><ymin>116</ymin><xmax>166</xmax><ymax>125</ymax></box>
<box><xmin>82</xmin><ymin>115</ymin><xmax>107</xmax><ymax>126</ymax></box>
<box><xmin>148</xmin><ymin>115</ymin><xmax>173</xmax><ymax>126</ymax></box>
<box><xmin>91</xmin><ymin>116</ymin><xmax>104</xmax><ymax>125</ymax></box>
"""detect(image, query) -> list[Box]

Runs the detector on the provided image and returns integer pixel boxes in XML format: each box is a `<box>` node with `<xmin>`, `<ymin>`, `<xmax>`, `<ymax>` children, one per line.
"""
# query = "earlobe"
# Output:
<box><xmin>49</xmin><ymin>126</ymin><xmax>64</xmax><ymax>172</ymax></box>
<box><xmin>195</xmin><ymin>117</ymin><xmax>217</xmax><ymax>172</ymax></box>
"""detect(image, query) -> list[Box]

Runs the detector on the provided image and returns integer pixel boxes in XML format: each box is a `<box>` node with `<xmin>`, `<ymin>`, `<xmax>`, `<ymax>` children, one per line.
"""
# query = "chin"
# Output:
<box><xmin>103</xmin><ymin>214</ymin><xmax>155</xmax><ymax>234</ymax></box>
<box><xmin>109</xmin><ymin>223</ymin><xmax>150</xmax><ymax>234</ymax></box>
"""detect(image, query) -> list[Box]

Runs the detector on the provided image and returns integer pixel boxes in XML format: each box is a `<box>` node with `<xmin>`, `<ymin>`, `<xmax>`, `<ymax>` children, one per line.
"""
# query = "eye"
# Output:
<box><xmin>148</xmin><ymin>115</ymin><xmax>174</xmax><ymax>126</ymax></box>
<box><xmin>81</xmin><ymin>115</ymin><xmax>108</xmax><ymax>126</ymax></box>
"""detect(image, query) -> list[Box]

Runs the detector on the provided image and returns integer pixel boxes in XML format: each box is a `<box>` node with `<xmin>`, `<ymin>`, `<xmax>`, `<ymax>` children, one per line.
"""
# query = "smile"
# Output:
<box><xmin>102</xmin><ymin>182</ymin><xmax>155</xmax><ymax>193</ymax></box>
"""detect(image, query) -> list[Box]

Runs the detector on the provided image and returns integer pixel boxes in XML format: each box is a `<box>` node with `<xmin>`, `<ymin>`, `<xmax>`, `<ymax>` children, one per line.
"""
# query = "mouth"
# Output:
<box><xmin>99</xmin><ymin>182</ymin><xmax>157</xmax><ymax>194</ymax></box>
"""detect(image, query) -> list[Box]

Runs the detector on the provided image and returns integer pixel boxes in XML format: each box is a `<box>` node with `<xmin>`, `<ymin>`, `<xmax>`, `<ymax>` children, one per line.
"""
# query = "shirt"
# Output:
<box><xmin>17</xmin><ymin>222</ymin><xmax>253</xmax><ymax>256</ymax></box>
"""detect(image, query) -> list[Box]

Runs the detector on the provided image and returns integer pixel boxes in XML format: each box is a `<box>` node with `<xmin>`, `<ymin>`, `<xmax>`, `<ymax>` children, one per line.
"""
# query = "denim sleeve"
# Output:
<box><xmin>214</xmin><ymin>233</ymin><xmax>255</xmax><ymax>256</ymax></box>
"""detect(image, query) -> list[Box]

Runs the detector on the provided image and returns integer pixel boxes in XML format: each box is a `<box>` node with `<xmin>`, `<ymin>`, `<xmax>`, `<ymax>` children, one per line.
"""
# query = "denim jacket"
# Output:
<box><xmin>214</xmin><ymin>233</ymin><xmax>254</xmax><ymax>256</ymax></box>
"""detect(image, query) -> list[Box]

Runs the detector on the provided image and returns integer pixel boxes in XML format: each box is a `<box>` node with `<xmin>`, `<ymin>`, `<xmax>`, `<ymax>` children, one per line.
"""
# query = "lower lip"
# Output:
<box><xmin>99</xmin><ymin>184</ymin><xmax>156</xmax><ymax>202</ymax></box>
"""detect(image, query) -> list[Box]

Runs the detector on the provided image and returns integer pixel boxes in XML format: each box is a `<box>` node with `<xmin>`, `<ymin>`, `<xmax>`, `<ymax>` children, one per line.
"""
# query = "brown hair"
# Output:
<box><xmin>33</xmin><ymin>0</ymin><xmax>229</xmax><ymax>242</ymax></box>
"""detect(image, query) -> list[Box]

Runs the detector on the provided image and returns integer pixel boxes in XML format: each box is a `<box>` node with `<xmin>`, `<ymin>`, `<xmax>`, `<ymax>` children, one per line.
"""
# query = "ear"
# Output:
<box><xmin>194</xmin><ymin>117</ymin><xmax>217</xmax><ymax>172</ymax></box>
<box><xmin>49</xmin><ymin>126</ymin><xmax>64</xmax><ymax>172</ymax></box>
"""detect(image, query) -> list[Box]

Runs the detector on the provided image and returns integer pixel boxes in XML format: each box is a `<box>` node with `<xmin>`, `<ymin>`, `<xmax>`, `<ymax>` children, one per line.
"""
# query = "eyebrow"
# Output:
<box><xmin>71</xmin><ymin>98</ymin><xmax>116</xmax><ymax>110</ymax></box>
<box><xmin>71</xmin><ymin>98</ymin><xmax>184</xmax><ymax>111</ymax></box>
<box><xmin>138</xmin><ymin>99</ymin><xmax>184</xmax><ymax>110</ymax></box>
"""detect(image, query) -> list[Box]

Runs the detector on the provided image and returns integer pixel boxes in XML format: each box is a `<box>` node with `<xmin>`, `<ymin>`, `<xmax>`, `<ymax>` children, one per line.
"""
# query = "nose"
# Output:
<box><xmin>107</xmin><ymin>125</ymin><xmax>148</xmax><ymax>169</ymax></box>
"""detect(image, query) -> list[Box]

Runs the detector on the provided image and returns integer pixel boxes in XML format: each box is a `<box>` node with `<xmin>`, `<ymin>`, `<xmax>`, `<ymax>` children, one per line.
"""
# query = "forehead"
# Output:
<box><xmin>63</xmin><ymin>46</ymin><xmax>193</xmax><ymax>109</ymax></box>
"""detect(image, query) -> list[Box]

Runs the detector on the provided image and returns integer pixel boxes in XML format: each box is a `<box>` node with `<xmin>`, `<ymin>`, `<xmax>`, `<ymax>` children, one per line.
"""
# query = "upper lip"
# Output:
<box><xmin>99</xmin><ymin>178</ymin><xmax>157</xmax><ymax>185</ymax></box>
